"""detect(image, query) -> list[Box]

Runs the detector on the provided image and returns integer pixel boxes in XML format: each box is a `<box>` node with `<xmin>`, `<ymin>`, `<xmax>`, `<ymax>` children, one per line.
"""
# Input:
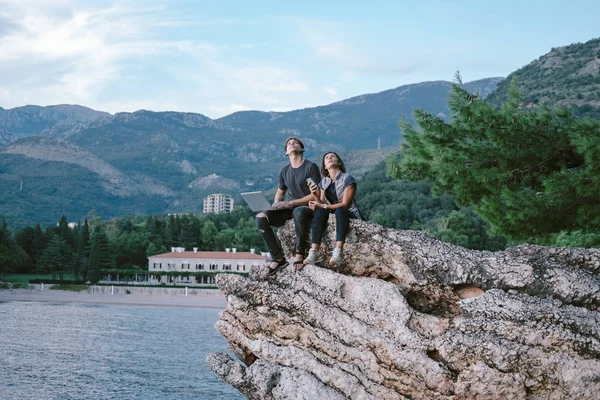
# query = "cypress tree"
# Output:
<box><xmin>86</xmin><ymin>230</ymin><xmax>111</xmax><ymax>283</ymax></box>
<box><xmin>73</xmin><ymin>218</ymin><xmax>91</xmax><ymax>279</ymax></box>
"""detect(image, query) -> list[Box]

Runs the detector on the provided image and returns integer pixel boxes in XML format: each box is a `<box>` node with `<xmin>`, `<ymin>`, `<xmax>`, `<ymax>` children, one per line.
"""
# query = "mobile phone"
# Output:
<box><xmin>306</xmin><ymin>178</ymin><xmax>316</xmax><ymax>186</ymax></box>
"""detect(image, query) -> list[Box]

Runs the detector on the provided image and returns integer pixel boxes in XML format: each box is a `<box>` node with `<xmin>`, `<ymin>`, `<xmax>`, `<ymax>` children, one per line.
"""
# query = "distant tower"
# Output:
<box><xmin>377</xmin><ymin>137</ymin><xmax>381</xmax><ymax>150</ymax></box>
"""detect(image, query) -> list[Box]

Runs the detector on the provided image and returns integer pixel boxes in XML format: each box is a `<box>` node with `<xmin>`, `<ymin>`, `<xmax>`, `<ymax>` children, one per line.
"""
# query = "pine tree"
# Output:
<box><xmin>87</xmin><ymin>237</ymin><xmax>102</xmax><ymax>284</ymax></box>
<box><xmin>37</xmin><ymin>235</ymin><xmax>71</xmax><ymax>274</ymax></box>
<box><xmin>0</xmin><ymin>227</ymin><xmax>11</xmax><ymax>275</ymax></box>
<box><xmin>86</xmin><ymin>230</ymin><xmax>111</xmax><ymax>283</ymax></box>
<box><xmin>73</xmin><ymin>218</ymin><xmax>91</xmax><ymax>279</ymax></box>
<box><xmin>57</xmin><ymin>215</ymin><xmax>72</xmax><ymax>246</ymax></box>
<box><xmin>31</xmin><ymin>223</ymin><xmax>46</xmax><ymax>268</ymax></box>
<box><xmin>14</xmin><ymin>227</ymin><xmax>36</xmax><ymax>273</ymax></box>
<box><xmin>1</xmin><ymin>219</ymin><xmax>10</xmax><ymax>237</ymax></box>
<box><xmin>394</xmin><ymin>76</ymin><xmax>600</xmax><ymax>244</ymax></box>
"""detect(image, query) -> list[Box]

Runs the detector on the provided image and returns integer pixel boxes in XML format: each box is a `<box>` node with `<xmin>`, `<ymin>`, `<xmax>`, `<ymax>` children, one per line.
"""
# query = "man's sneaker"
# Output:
<box><xmin>330</xmin><ymin>247</ymin><xmax>343</xmax><ymax>266</ymax></box>
<box><xmin>304</xmin><ymin>248</ymin><xmax>325</xmax><ymax>265</ymax></box>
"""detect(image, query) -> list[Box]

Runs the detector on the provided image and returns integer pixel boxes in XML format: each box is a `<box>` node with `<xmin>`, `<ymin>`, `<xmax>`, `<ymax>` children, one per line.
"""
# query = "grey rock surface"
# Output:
<box><xmin>206</xmin><ymin>218</ymin><xmax>600</xmax><ymax>399</ymax></box>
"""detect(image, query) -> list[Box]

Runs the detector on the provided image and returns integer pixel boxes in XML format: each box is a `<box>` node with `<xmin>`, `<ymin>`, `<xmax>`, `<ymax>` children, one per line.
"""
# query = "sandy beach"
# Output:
<box><xmin>0</xmin><ymin>288</ymin><xmax>228</xmax><ymax>309</ymax></box>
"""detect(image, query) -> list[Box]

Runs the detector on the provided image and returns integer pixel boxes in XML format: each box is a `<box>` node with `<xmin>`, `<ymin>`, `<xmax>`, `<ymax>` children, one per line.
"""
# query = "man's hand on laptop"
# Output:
<box><xmin>272</xmin><ymin>201</ymin><xmax>292</xmax><ymax>209</ymax></box>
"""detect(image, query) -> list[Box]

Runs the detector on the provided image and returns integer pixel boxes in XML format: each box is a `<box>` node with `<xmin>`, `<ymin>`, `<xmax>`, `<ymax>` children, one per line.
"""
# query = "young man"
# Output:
<box><xmin>255</xmin><ymin>137</ymin><xmax>321</xmax><ymax>275</ymax></box>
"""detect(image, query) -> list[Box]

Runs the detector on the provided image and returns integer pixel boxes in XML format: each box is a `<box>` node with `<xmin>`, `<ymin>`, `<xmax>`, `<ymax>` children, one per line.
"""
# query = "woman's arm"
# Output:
<box><xmin>321</xmin><ymin>184</ymin><xmax>355</xmax><ymax>210</ymax></box>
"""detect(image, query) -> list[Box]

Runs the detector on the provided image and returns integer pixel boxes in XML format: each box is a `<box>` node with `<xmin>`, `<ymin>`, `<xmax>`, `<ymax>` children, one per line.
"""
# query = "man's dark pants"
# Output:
<box><xmin>255</xmin><ymin>206</ymin><xmax>314</xmax><ymax>260</ymax></box>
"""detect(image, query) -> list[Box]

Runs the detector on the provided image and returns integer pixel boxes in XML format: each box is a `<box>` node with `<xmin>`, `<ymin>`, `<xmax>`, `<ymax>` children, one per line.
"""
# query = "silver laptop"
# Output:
<box><xmin>241</xmin><ymin>191</ymin><xmax>276</xmax><ymax>211</ymax></box>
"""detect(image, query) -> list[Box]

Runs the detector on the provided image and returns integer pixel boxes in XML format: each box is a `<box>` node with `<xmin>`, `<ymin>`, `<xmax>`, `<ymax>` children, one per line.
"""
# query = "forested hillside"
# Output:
<box><xmin>356</xmin><ymin>158</ymin><xmax>507</xmax><ymax>251</ymax></box>
<box><xmin>486</xmin><ymin>37</ymin><xmax>600</xmax><ymax>118</ymax></box>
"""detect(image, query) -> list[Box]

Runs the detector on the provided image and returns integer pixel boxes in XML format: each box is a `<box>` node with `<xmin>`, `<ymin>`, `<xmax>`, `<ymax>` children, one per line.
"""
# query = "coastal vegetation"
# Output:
<box><xmin>49</xmin><ymin>284</ymin><xmax>87</xmax><ymax>292</ymax></box>
<box><xmin>0</xmin><ymin>207</ymin><xmax>264</xmax><ymax>282</ymax></box>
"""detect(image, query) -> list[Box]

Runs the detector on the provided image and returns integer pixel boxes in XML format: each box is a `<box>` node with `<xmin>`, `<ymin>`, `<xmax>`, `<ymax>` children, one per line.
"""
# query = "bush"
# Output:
<box><xmin>49</xmin><ymin>285</ymin><xmax>88</xmax><ymax>292</ymax></box>
<box><xmin>0</xmin><ymin>282</ymin><xmax>29</xmax><ymax>289</ymax></box>
<box><xmin>29</xmin><ymin>279</ymin><xmax>86</xmax><ymax>284</ymax></box>
<box><xmin>12</xmin><ymin>283</ymin><xmax>28</xmax><ymax>289</ymax></box>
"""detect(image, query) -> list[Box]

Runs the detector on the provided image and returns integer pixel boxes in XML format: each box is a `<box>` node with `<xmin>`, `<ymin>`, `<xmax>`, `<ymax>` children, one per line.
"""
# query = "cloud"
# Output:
<box><xmin>207</xmin><ymin>104</ymin><xmax>251</xmax><ymax>116</ymax></box>
<box><xmin>324</xmin><ymin>86</ymin><xmax>337</xmax><ymax>97</ymax></box>
<box><xmin>296</xmin><ymin>18</ymin><xmax>422</xmax><ymax>78</ymax></box>
<box><xmin>0</xmin><ymin>3</ymin><xmax>336</xmax><ymax>118</ymax></box>
<box><xmin>0</xmin><ymin>2</ymin><xmax>199</xmax><ymax>106</ymax></box>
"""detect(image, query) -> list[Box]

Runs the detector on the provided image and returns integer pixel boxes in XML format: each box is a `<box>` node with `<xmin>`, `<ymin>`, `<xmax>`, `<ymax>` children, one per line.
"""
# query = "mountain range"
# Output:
<box><xmin>0</xmin><ymin>78</ymin><xmax>501</xmax><ymax>228</ymax></box>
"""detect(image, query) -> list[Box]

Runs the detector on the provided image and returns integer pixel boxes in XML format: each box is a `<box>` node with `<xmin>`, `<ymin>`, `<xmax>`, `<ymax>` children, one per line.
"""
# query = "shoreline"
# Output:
<box><xmin>0</xmin><ymin>288</ymin><xmax>227</xmax><ymax>309</ymax></box>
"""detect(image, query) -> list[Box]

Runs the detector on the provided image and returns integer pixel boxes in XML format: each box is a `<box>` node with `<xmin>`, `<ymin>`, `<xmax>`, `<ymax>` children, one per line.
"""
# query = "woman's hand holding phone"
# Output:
<box><xmin>306</xmin><ymin>178</ymin><xmax>319</xmax><ymax>195</ymax></box>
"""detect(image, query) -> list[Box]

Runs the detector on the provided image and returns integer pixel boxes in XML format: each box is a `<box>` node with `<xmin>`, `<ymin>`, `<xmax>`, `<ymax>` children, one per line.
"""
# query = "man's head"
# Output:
<box><xmin>284</xmin><ymin>137</ymin><xmax>305</xmax><ymax>156</ymax></box>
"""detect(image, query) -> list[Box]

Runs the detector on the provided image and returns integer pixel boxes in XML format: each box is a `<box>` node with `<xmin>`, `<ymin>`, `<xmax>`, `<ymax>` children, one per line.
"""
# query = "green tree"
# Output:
<box><xmin>87</xmin><ymin>230</ymin><xmax>111</xmax><ymax>283</ymax></box>
<box><xmin>394</xmin><ymin>75</ymin><xmax>600</xmax><ymax>244</ymax></box>
<box><xmin>37</xmin><ymin>235</ymin><xmax>71</xmax><ymax>274</ymax></box>
<box><xmin>216</xmin><ymin>228</ymin><xmax>237</xmax><ymax>251</ymax></box>
<box><xmin>146</xmin><ymin>242</ymin><xmax>168</xmax><ymax>257</ymax></box>
<box><xmin>200</xmin><ymin>220</ymin><xmax>218</xmax><ymax>250</ymax></box>
<box><xmin>0</xmin><ymin>222</ymin><xmax>32</xmax><ymax>274</ymax></box>
<box><xmin>73</xmin><ymin>218</ymin><xmax>91</xmax><ymax>279</ymax></box>
<box><xmin>31</xmin><ymin>223</ymin><xmax>47</xmax><ymax>268</ymax></box>
<box><xmin>57</xmin><ymin>215</ymin><xmax>74</xmax><ymax>247</ymax></box>
<box><xmin>112</xmin><ymin>230</ymin><xmax>151</xmax><ymax>268</ymax></box>
<box><xmin>180</xmin><ymin>214</ymin><xmax>200</xmax><ymax>249</ymax></box>
<box><xmin>234</xmin><ymin>216</ymin><xmax>263</xmax><ymax>251</ymax></box>
<box><xmin>432</xmin><ymin>208</ymin><xmax>506</xmax><ymax>251</ymax></box>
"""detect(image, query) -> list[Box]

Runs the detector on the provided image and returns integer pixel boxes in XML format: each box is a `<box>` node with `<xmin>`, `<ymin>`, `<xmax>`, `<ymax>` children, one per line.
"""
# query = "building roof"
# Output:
<box><xmin>148</xmin><ymin>251</ymin><xmax>267</xmax><ymax>260</ymax></box>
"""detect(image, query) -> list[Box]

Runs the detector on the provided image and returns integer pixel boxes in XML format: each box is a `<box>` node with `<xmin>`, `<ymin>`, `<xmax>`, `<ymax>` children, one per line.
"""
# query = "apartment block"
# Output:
<box><xmin>203</xmin><ymin>193</ymin><xmax>234</xmax><ymax>214</ymax></box>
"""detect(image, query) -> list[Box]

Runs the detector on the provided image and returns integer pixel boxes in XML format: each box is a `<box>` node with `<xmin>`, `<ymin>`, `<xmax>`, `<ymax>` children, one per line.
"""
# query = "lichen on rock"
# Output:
<box><xmin>206</xmin><ymin>218</ymin><xmax>600</xmax><ymax>399</ymax></box>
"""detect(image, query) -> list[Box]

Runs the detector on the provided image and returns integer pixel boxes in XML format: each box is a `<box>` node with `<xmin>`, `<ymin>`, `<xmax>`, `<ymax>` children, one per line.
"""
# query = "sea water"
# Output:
<box><xmin>0</xmin><ymin>301</ymin><xmax>244</xmax><ymax>400</ymax></box>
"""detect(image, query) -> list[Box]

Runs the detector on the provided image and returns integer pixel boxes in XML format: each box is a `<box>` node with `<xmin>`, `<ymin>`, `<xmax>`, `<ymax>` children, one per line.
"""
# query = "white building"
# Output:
<box><xmin>146</xmin><ymin>247</ymin><xmax>266</xmax><ymax>285</ymax></box>
<box><xmin>203</xmin><ymin>193</ymin><xmax>234</xmax><ymax>214</ymax></box>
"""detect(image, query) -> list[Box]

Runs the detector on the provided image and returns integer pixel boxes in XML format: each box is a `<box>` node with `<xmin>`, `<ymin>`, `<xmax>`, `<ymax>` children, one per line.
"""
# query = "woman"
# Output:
<box><xmin>303</xmin><ymin>151</ymin><xmax>361</xmax><ymax>267</ymax></box>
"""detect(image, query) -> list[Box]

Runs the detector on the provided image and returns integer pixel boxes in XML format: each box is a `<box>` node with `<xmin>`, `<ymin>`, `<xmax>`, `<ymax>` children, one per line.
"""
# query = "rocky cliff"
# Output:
<box><xmin>209</xmin><ymin>218</ymin><xmax>600</xmax><ymax>399</ymax></box>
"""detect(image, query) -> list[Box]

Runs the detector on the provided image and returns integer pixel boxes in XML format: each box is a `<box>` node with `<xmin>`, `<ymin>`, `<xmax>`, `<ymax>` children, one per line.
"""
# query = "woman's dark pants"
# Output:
<box><xmin>311</xmin><ymin>206</ymin><xmax>352</xmax><ymax>245</ymax></box>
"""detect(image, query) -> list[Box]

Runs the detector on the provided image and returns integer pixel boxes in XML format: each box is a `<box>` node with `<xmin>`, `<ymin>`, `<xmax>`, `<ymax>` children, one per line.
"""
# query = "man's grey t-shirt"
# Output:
<box><xmin>279</xmin><ymin>159</ymin><xmax>321</xmax><ymax>201</ymax></box>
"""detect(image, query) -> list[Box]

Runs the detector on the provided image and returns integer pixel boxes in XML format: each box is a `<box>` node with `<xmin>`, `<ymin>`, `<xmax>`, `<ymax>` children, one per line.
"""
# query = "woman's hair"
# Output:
<box><xmin>321</xmin><ymin>152</ymin><xmax>346</xmax><ymax>177</ymax></box>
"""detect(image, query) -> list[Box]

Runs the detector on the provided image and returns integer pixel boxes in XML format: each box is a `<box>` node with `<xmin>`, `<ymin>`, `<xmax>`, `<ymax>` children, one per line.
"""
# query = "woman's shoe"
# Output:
<box><xmin>329</xmin><ymin>248</ymin><xmax>343</xmax><ymax>266</ymax></box>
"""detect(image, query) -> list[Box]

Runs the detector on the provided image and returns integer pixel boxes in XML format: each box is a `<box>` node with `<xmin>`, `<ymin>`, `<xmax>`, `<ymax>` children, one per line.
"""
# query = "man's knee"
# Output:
<box><xmin>293</xmin><ymin>206</ymin><xmax>312</xmax><ymax>219</ymax></box>
<box><xmin>256</xmin><ymin>214</ymin><xmax>269</xmax><ymax>231</ymax></box>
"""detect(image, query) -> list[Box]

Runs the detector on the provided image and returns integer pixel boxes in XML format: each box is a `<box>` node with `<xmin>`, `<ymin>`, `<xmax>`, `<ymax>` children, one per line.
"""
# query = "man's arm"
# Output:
<box><xmin>272</xmin><ymin>188</ymin><xmax>287</xmax><ymax>208</ymax></box>
<box><xmin>288</xmin><ymin>193</ymin><xmax>314</xmax><ymax>207</ymax></box>
<box><xmin>274</xmin><ymin>188</ymin><xmax>286</xmax><ymax>203</ymax></box>
<box><xmin>274</xmin><ymin>191</ymin><xmax>313</xmax><ymax>208</ymax></box>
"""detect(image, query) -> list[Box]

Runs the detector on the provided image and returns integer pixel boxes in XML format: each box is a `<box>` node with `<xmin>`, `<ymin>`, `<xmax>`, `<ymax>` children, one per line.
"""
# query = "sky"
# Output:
<box><xmin>0</xmin><ymin>0</ymin><xmax>599</xmax><ymax>119</ymax></box>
